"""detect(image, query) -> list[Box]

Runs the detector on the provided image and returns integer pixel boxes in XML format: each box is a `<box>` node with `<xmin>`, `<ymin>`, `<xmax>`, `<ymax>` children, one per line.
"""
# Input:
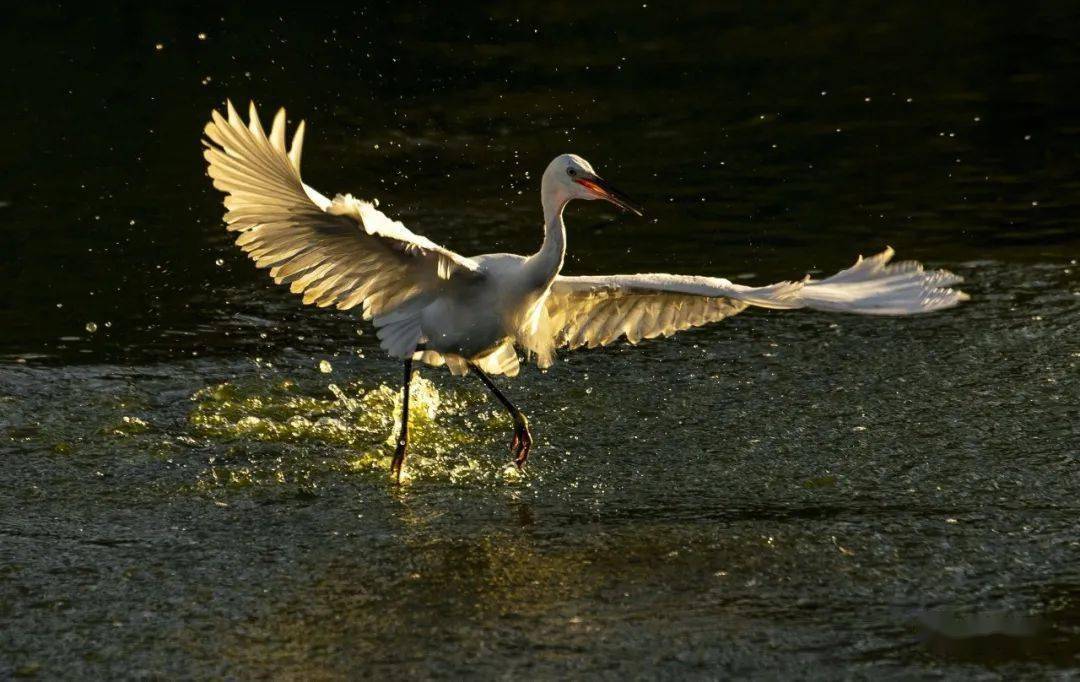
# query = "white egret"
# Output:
<box><xmin>203</xmin><ymin>101</ymin><xmax>968</xmax><ymax>481</ymax></box>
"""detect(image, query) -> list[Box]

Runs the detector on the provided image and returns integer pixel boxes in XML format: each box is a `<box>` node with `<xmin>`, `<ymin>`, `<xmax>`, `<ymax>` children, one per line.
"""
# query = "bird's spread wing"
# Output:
<box><xmin>203</xmin><ymin>101</ymin><xmax>481</xmax><ymax>318</ymax></box>
<box><xmin>542</xmin><ymin>248</ymin><xmax>967</xmax><ymax>352</ymax></box>
<box><xmin>542</xmin><ymin>275</ymin><xmax>762</xmax><ymax>351</ymax></box>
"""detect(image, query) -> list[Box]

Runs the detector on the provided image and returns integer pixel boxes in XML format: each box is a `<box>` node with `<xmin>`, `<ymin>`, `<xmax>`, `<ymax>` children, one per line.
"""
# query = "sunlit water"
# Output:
<box><xmin>2</xmin><ymin>3</ymin><xmax>1080</xmax><ymax>678</ymax></box>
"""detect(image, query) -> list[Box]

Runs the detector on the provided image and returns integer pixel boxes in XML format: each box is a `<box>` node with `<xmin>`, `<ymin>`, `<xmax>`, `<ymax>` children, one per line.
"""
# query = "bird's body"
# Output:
<box><xmin>204</xmin><ymin>101</ymin><xmax>969</xmax><ymax>480</ymax></box>
<box><xmin>423</xmin><ymin>253</ymin><xmax>533</xmax><ymax>357</ymax></box>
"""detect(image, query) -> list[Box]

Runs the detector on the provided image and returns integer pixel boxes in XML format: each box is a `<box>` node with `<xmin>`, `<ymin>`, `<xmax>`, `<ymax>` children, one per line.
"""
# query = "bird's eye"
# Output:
<box><xmin>567</xmin><ymin>168</ymin><xmax>577</xmax><ymax>176</ymax></box>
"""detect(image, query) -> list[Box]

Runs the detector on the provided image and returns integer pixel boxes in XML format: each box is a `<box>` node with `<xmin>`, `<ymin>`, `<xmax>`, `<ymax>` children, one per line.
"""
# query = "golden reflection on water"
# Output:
<box><xmin>195</xmin><ymin>532</ymin><xmax>601</xmax><ymax>676</ymax></box>
<box><xmin>184</xmin><ymin>375</ymin><xmax>524</xmax><ymax>490</ymax></box>
<box><xmin>191</xmin><ymin>516</ymin><xmax>791</xmax><ymax>677</ymax></box>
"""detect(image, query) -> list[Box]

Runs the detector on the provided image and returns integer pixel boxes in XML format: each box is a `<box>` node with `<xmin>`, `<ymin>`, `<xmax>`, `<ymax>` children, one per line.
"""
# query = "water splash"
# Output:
<box><xmin>186</xmin><ymin>375</ymin><xmax>517</xmax><ymax>492</ymax></box>
<box><xmin>105</xmin><ymin>415</ymin><xmax>151</xmax><ymax>437</ymax></box>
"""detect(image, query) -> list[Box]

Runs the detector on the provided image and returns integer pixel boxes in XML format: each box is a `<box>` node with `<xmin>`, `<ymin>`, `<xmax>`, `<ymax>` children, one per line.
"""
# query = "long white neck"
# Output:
<box><xmin>525</xmin><ymin>185</ymin><xmax>568</xmax><ymax>287</ymax></box>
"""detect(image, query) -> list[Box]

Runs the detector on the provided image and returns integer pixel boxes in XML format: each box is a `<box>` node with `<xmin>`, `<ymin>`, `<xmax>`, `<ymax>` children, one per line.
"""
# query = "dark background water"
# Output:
<box><xmin>1</xmin><ymin>2</ymin><xmax>1078</xmax><ymax>678</ymax></box>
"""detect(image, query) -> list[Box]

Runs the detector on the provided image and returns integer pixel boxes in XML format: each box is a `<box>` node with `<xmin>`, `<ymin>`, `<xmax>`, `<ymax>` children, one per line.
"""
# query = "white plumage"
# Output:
<box><xmin>540</xmin><ymin>247</ymin><xmax>965</xmax><ymax>352</ymax></box>
<box><xmin>203</xmin><ymin>101</ymin><xmax>969</xmax><ymax>480</ymax></box>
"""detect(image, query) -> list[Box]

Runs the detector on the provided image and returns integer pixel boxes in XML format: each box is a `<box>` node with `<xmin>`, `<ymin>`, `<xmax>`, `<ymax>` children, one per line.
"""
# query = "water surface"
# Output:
<box><xmin>2</xmin><ymin>3</ymin><xmax>1079</xmax><ymax>678</ymax></box>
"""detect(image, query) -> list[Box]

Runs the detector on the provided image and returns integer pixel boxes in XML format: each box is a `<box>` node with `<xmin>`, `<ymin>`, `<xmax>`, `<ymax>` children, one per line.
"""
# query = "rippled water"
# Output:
<box><xmin>2</xmin><ymin>3</ymin><xmax>1079</xmax><ymax>678</ymax></box>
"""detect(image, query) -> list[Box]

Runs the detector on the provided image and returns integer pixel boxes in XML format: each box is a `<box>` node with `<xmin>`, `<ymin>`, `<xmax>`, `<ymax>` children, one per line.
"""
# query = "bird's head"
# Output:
<box><xmin>542</xmin><ymin>153</ymin><xmax>643</xmax><ymax>216</ymax></box>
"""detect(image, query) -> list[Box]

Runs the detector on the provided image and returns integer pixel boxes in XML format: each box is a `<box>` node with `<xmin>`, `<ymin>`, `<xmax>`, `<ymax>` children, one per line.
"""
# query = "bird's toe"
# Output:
<box><xmin>512</xmin><ymin>424</ymin><xmax>533</xmax><ymax>468</ymax></box>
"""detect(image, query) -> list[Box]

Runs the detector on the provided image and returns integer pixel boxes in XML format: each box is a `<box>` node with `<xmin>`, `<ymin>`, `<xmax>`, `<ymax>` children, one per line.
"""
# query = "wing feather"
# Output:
<box><xmin>540</xmin><ymin>276</ymin><xmax>751</xmax><ymax>356</ymax></box>
<box><xmin>529</xmin><ymin>249</ymin><xmax>966</xmax><ymax>365</ymax></box>
<box><xmin>203</xmin><ymin>100</ymin><xmax>481</xmax><ymax>320</ymax></box>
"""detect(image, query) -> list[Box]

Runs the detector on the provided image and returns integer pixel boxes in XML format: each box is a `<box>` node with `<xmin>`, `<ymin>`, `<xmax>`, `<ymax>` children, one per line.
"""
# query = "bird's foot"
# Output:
<box><xmin>390</xmin><ymin>438</ymin><xmax>407</xmax><ymax>483</ymax></box>
<box><xmin>510</xmin><ymin>416</ymin><xmax>533</xmax><ymax>469</ymax></box>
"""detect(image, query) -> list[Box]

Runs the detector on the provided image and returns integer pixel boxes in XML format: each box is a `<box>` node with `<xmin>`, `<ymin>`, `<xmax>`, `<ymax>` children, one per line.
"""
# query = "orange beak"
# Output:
<box><xmin>574</xmin><ymin>176</ymin><xmax>644</xmax><ymax>216</ymax></box>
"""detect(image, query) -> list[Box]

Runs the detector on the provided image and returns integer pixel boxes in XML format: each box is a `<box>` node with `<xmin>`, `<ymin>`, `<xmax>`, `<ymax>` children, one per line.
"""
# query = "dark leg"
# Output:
<box><xmin>390</xmin><ymin>357</ymin><xmax>413</xmax><ymax>482</ymax></box>
<box><xmin>469</xmin><ymin>363</ymin><xmax>533</xmax><ymax>468</ymax></box>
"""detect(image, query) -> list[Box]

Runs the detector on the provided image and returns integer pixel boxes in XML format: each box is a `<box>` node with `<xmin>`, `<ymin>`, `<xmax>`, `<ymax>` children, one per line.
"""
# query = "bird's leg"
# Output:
<box><xmin>390</xmin><ymin>357</ymin><xmax>413</xmax><ymax>483</ymax></box>
<box><xmin>469</xmin><ymin>363</ymin><xmax>533</xmax><ymax>468</ymax></box>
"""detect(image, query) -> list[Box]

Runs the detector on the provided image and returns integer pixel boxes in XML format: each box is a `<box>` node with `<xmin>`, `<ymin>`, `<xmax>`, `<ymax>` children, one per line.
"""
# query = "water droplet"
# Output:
<box><xmin>318</xmin><ymin>360</ymin><xmax>333</xmax><ymax>374</ymax></box>
<box><xmin>85</xmin><ymin>322</ymin><xmax>98</xmax><ymax>333</ymax></box>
